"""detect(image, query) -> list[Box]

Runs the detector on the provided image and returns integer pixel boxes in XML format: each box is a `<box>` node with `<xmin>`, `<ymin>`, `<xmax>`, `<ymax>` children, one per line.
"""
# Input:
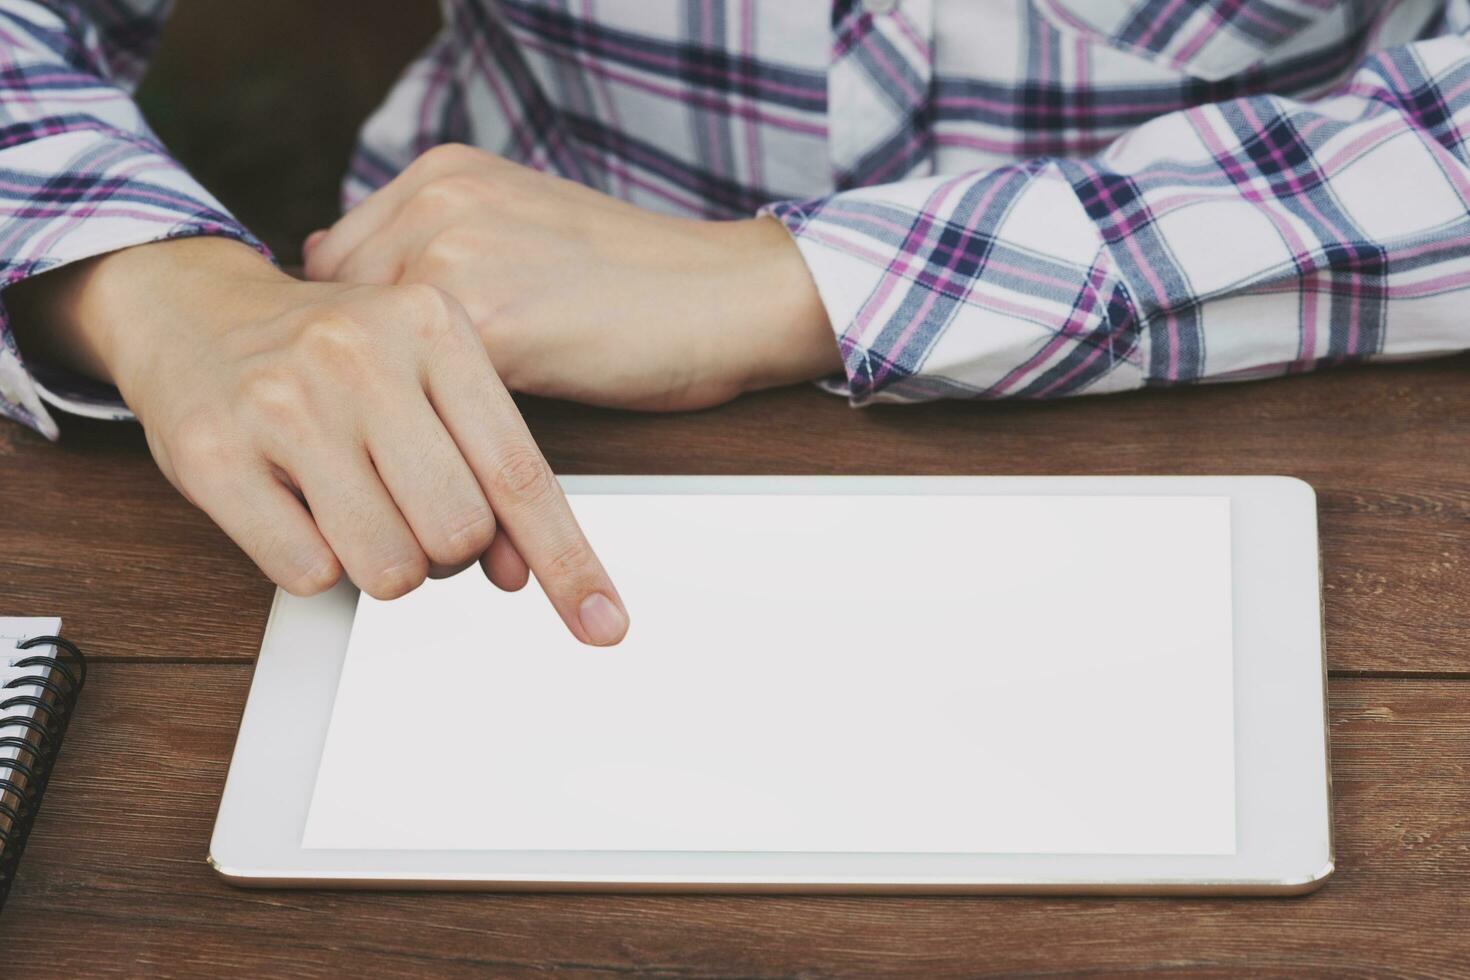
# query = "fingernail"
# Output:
<box><xmin>303</xmin><ymin>229</ymin><xmax>326</xmax><ymax>254</ymax></box>
<box><xmin>578</xmin><ymin>592</ymin><xmax>628</xmax><ymax>646</ymax></box>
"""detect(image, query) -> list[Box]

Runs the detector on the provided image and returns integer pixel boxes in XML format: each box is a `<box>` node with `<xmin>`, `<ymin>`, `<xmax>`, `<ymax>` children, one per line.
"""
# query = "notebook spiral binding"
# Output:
<box><xmin>0</xmin><ymin>635</ymin><xmax>87</xmax><ymax>914</ymax></box>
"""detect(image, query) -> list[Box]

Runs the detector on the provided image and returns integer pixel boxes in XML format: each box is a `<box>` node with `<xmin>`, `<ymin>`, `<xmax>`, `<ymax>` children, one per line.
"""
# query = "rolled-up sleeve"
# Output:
<box><xmin>764</xmin><ymin>23</ymin><xmax>1470</xmax><ymax>405</ymax></box>
<box><xmin>0</xmin><ymin>0</ymin><xmax>263</xmax><ymax>438</ymax></box>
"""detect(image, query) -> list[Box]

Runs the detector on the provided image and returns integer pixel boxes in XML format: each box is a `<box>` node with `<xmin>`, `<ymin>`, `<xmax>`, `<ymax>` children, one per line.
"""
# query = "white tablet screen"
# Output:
<box><xmin>303</xmin><ymin>493</ymin><xmax>1236</xmax><ymax>855</ymax></box>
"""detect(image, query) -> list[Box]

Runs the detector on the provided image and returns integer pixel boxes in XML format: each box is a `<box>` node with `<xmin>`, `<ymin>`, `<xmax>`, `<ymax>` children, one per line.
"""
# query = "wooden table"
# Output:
<box><xmin>2</xmin><ymin>360</ymin><xmax>1467</xmax><ymax>977</ymax></box>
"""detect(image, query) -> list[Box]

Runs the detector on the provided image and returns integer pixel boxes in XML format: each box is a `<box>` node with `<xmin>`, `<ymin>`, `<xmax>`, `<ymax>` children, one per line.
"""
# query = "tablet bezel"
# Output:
<box><xmin>209</xmin><ymin>475</ymin><xmax>1333</xmax><ymax>894</ymax></box>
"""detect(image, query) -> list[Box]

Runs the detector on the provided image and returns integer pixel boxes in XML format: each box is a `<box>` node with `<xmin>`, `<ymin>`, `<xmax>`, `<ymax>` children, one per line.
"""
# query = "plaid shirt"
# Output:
<box><xmin>2</xmin><ymin>0</ymin><xmax>1468</xmax><ymax>438</ymax></box>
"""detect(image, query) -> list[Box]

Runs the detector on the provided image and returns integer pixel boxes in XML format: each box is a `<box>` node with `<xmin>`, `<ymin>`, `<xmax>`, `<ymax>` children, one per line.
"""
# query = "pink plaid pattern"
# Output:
<box><xmin>3</xmin><ymin>0</ymin><xmax>1470</xmax><ymax>436</ymax></box>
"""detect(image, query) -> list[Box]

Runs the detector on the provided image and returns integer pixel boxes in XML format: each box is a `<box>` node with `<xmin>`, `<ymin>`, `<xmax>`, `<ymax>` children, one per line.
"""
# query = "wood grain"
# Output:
<box><xmin>3</xmin><ymin>356</ymin><xmax>1467</xmax><ymax>672</ymax></box>
<box><xmin>0</xmin><ymin>665</ymin><xmax>1465</xmax><ymax>978</ymax></box>
<box><xmin>3</xmin><ymin>358</ymin><xmax>1467</xmax><ymax>975</ymax></box>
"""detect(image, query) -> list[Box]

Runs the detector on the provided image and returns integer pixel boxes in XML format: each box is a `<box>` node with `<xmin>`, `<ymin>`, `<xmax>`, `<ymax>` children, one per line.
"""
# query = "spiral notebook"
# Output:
<box><xmin>0</xmin><ymin>618</ymin><xmax>87</xmax><ymax>914</ymax></box>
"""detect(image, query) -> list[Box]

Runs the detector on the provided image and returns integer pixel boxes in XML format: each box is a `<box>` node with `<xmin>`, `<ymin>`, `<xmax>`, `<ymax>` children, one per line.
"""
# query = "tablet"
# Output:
<box><xmin>210</xmin><ymin>476</ymin><xmax>1333</xmax><ymax>894</ymax></box>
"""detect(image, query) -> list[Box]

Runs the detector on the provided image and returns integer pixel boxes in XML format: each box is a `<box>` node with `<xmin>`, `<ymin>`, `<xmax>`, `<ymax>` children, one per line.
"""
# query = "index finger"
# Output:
<box><xmin>423</xmin><ymin>310</ymin><xmax>629</xmax><ymax>646</ymax></box>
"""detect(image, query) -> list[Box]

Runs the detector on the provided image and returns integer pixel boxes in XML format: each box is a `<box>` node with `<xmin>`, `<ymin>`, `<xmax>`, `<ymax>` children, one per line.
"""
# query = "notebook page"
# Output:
<box><xmin>305</xmin><ymin>494</ymin><xmax>1236</xmax><ymax>855</ymax></box>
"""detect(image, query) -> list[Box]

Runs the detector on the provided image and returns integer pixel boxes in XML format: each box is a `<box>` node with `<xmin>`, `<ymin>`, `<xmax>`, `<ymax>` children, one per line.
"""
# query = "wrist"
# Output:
<box><xmin>59</xmin><ymin>237</ymin><xmax>289</xmax><ymax>400</ymax></box>
<box><xmin>5</xmin><ymin>236</ymin><xmax>286</xmax><ymax>394</ymax></box>
<box><xmin>710</xmin><ymin>217</ymin><xmax>841</xmax><ymax>394</ymax></box>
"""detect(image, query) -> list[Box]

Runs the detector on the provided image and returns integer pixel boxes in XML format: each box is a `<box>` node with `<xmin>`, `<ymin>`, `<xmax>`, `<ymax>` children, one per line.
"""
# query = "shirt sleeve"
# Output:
<box><xmin>0</xmin><ymin>0</ymin><xmax>264</xmax><ymax>439</ymax></box>
<box><xmin>763</xmin><ymin>21</ymin><xmax>1470</xmax><ymax>405</ymax></box>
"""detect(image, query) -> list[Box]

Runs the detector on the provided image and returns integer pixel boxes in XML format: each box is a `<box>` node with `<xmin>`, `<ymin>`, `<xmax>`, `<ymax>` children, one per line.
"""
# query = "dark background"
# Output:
<box><xmin>137</xmin><ymin>1</ymin><xmax>441</xmax><ymax>263</ymax></box>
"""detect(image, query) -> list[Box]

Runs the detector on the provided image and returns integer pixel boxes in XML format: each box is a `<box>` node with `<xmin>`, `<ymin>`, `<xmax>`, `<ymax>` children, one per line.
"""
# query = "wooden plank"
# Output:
<box><xmin>2</xmin><ymin>357</ymin><xmax>1467</xmax><ymax>673</ymax></box>
<box><xmin>0</xmin><ymin>664</ymin><xmax>1466</xmax><ymax>977</ymax></box>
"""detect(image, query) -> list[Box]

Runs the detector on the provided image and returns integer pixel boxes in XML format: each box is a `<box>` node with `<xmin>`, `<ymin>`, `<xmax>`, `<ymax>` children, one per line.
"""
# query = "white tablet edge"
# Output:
<box><xmin>209</xmin><ymin>475</ymin><xmax>1332</xmax><ymax>894</ymax></box>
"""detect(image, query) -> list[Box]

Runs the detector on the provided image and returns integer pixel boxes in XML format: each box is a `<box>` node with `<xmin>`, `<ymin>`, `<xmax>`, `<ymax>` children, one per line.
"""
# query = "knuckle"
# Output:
<box><xmin>396</xmin><ymin>283</ymin><xmax>464</xmax><ymax>348</ymax></box>
<box><xmin>427</xmin><ymin>508</ymin><xmax>496</xmax><ymax>565</ymax></box>
<box><xmin>411</xmin><ymin>174</ymin><xmax>482</xmax><ymax>216</ymax></box>
<box><xmin>420</xmin><ymin>226</ymin><xmax>476</xmax><ymax>268</ymax></box>
<box><xmin>280</xmin><ymin>557</ymin><xmax>342</xmax><ymax>596</ymax></box>
<box><xmin>414</xmin><ymin>142</ymin><xmax>478</xmax><ymax>175</ymax></box>
<box><xmin>299</xmin><ymin>315</ymin><xmax>379</xmax><ymax>381</ymax></box>
<box><xmin>400</xmin><ymin>281</ymin><xmax>453</xmax><ymax>320</ymax></box>
<box><xmin>236</xmin><ymin>366</ymin><xmax>312</xmax><ymax>431</ymax></box>
<box><xmin>490</xmin><ymin>445</ymin><xmax>555</xmax><ymax>502</ymax></box>
<box><xmin>544</xmin><ymin>538</ymin><xmax>593</xmax><ymax>582</ymax></box>
<box><xmin>362</xmin><ymin>555</ymin><xmax>429</xmax><ymax>601</ymax></box>
<box><xmin>248</xmin><ymin>527</ymin><xmax>342</xmax><ymax>598</ymax></box>
<box><xmin>301</xmin><ymin>313</ymin><xmax>369</xmax><ymax>357</ymax></box>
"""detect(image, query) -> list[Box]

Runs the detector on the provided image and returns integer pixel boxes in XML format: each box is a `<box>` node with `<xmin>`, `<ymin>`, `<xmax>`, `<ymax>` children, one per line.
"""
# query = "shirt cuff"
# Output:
<box><xmin>761</xmin><ymin>196</ymin><xmax>934</xmax><ymax>406</ymax></box>
<box><xmin>762</xmin><ymin>171</ymin><xmax>1147</xmax><ymax>405</ymax></box>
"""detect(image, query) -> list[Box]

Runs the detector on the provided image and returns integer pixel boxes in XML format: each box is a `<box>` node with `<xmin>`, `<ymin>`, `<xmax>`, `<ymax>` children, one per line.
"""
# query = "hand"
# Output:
<box><xmin>302</xmin><ymin>144</ymin><xmax>842</xmax><ymax>411</ymax></box>
<box><xmin>8</xmin><ymin>237</ymin><xmax>629</xmax><ymax>644</ymax></box>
